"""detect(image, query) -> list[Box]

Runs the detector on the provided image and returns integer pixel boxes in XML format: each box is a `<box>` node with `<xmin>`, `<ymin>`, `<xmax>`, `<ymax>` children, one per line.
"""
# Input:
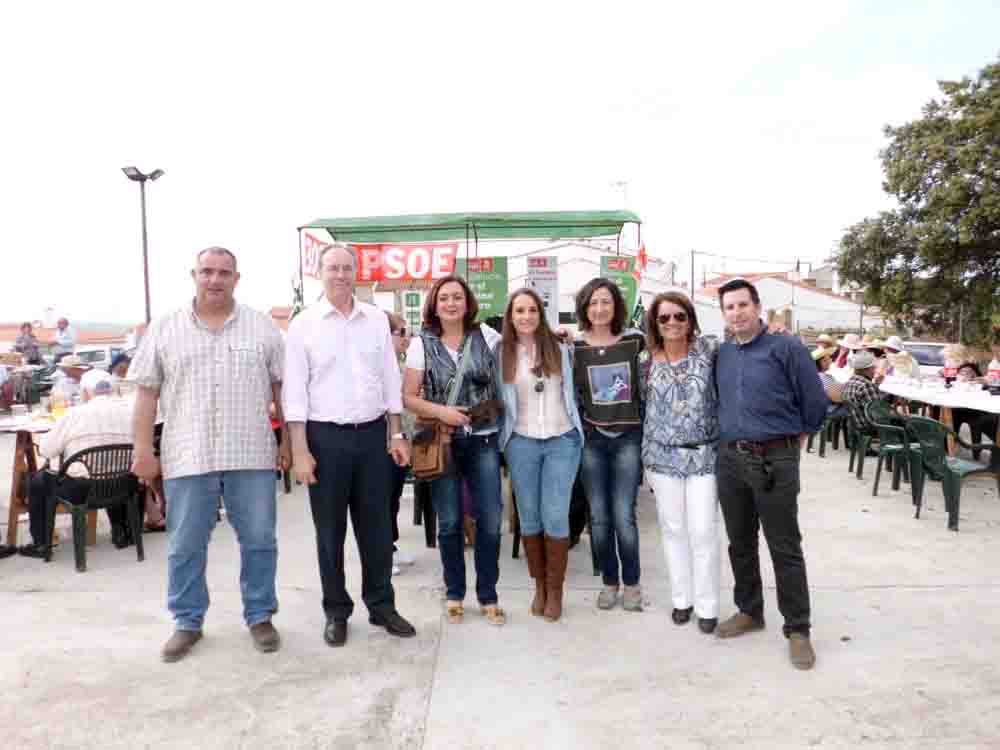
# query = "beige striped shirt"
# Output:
<box><xmin>127</xmin><ymin>301</ymin><xmax>284</xmax><ymax>480</ymax></box>
<box><xmin>39</xmin><ymin>395</ymin><xmax>133</xmax><ymax>478</ymax></box>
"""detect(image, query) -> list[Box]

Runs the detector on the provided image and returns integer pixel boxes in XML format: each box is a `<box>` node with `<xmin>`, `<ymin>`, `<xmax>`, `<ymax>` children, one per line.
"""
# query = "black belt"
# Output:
<box><xmin>726</xmin><ymin>436</ymin><xmax>797</xmax><ymax>456</ymax></box>
<box><xmin>328</xmin><ymin>416</ymin><xmax>384</xmax><ymax>430</ymax></box>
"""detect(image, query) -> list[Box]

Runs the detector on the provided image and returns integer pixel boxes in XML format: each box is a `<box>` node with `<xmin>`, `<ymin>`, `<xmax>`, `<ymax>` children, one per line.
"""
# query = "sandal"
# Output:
<box><xmin>445</xmin><ymin>600</ymin><xmax>464</xmax><ymax>624</ymax></box>
<box><xmin>480</xmin><ymin>604</ymin><xmax>507</xmax><ymax>626</ymax></box>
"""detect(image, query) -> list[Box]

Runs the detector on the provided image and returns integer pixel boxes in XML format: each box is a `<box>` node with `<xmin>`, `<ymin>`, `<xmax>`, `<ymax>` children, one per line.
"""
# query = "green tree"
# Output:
<box><xmin>835</xmin><ymin>57</ymin><xmax>1000</xmax><ymax>347</ymax></box>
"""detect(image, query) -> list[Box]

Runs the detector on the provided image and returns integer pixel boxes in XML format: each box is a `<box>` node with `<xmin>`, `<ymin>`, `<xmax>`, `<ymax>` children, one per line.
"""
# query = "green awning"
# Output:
<box><xmin>299</xmin><ymin>210</ymin><xmax>640</xmax><ymax>244</ymax></box>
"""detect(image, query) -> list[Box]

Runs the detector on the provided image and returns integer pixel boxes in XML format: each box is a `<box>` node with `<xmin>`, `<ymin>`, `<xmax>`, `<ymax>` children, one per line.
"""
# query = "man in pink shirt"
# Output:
<box><xmin>284</xmin><ymin>243</ymin><xmax>414</xmax><ymax>647</ymax></box>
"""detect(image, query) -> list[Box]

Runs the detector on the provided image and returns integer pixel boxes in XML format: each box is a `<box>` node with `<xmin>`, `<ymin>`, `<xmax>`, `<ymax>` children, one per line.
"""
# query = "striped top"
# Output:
<box><xmin>128</xmin><ymin>300</ymin><xmax>284</xmax><ymax>480</ymax></box>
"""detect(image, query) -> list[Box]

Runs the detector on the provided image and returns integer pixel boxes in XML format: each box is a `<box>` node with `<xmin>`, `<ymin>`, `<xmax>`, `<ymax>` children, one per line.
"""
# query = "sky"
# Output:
<box><xmin>1</xmin><ymin>0</ymin><xmax>998</xmax><ymax>325</ymax></box>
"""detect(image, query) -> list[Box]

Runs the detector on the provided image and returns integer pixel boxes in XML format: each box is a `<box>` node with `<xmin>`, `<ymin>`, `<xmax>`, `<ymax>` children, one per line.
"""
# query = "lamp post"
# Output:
<box><xmin>121</xmin><ymin>166</ymin><xmax>164</xmax><ymax>324</ymax></box>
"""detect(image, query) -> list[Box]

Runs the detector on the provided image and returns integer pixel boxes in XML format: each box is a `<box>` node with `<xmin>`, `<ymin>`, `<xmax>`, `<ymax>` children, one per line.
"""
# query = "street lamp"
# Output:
<box><xmin>121</xmin><ymin>166</ymin><xmax>164</xmax><ymax>324</ymax></box>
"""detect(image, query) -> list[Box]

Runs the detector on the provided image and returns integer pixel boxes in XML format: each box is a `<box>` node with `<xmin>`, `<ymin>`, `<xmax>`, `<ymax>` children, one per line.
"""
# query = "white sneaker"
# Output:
<box><xmin>391</xmin><ymin>564</ymin><xmax>402</xmax><ymax>577</ymax></box>
<box><xmin>393</xmin><ymin>549</ymin><xmax>415</xmax><ymax>567</ymax></box>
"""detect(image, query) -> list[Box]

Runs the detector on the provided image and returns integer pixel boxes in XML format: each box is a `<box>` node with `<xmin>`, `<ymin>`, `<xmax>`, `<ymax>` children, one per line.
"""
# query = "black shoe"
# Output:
<box><xmin>111</xmin><ymin>525</ymin><xmax>131</xmax><ymax>549</ymax></box>
<box><xmin>368</xmin><ymin>610</ymin><xmax>416</xmax><ymax>638</ymax></box>
<box><xmin>324</xmin><ymin>619</ymin><xmax>348</xmax><ymax>647</ymax></box>
<box><xmin>17</xmin><ymin>543</ymin><xmax>50</xmax><ymax>559</ymax></box>
<box><xmin>671</xmin><ymin>607</ymin><xmax>693</xmax><ymax>625</ymax></box>
<box><xmin>0</xmin><ymin>545</ymin><xmax>16</xmax><ymax>559</ymax></box>
<box><xmin>698</xmin><ymin>617</ymin><xmax>718</xmax><ymax>634</ymax></box>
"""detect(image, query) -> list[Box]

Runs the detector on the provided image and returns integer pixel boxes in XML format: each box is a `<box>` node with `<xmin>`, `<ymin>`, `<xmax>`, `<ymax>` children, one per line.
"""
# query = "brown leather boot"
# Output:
<box><xmin>543</xmin><ymin>536</ymin><xmax>570</xmax><ymax>622</ymax></box>
<box><xmin>522</xmin><ymin>535</ymin><xmax>547</xmax><ymax>616</ymax></box>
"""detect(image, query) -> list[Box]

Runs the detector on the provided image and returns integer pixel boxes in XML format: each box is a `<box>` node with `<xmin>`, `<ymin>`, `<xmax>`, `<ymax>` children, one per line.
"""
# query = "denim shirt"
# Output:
<box><xmin>716</xmin><ymin>329</ymin><xmax>828</xmax><ymax>442</ymax></box>
<box><xmin>496</xmin><ymin>343</ymin><xmax>583</xmax><ymax>451</ymax></box>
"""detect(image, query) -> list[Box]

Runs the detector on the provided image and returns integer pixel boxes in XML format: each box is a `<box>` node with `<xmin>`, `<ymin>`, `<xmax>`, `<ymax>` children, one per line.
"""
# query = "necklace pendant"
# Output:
<box><xmin>598</xmin><ymin>348</ymin><xmax>606</xmax><ymax>356</ymax></box>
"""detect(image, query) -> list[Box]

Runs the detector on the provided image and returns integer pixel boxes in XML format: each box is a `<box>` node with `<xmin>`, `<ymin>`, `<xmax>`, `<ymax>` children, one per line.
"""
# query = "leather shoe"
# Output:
<box><xmin>324</xmin><ymin>619</ymin><xmax>348</xmax><ymax>647</ymax></box>
<box><xmin>368</xmin><ymin>610</ymin><xmax>416</xmax><ymax>638</ymax></box>
<box><xmin>0</xmin><ymin>545</ymin><xmax>18</xmax><ymax>559</ymax></box>
<box><xmin>788</xmin><ymin>633</ymin><xmax>816</xmax><ymax>670</ymax></box>
<box><xmin>249</xmin><ymin>621</ymin><xmax>281</xmax><ymax>653</ymax></box>
<box><xmin>17</xmin><ymin>543</ymin><xmax>50</xmax><ymax>559</ymax></box>
<box><xmin>161</xmin><ymin>630</ymin><xmax>203</xmax><ymax>663</ymax></box>
<box><xmin>671</xmin><ymin>607</ymin><xmax>693</xmax><ymax>625</ymax></box>
<box><xmin>716</xmin><ymin>612</ymin><xmax>765</xmax><ymax>638</ymax></box>
<box><xmin>697</xmin><ymin>617</ymin><xmax>718</xmax><ymax>634</ymax></box>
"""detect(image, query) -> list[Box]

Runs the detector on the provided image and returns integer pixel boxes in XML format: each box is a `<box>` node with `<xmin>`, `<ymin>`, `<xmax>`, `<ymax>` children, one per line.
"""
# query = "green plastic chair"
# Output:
<box><xmin>847</xmin><ymin>413</ymin><xmax>877</xmax><ymax>480</ymax></box>
<box><xmin>865</xmin><ymin>400</ymin><xmax>919</xmax><ymax>497</ymax></box>
<box><xmin>903</xmin><ymin>416</ymin><xmax>1000</xmax><ymax>531</ymax></box>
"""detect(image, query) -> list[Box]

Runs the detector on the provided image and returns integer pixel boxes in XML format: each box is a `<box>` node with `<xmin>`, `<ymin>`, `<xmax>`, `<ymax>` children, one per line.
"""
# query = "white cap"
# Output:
<box><xmin>80</xmin><ymin>369</ymin><xmax>113</xmax><ymax>395</ymax></box>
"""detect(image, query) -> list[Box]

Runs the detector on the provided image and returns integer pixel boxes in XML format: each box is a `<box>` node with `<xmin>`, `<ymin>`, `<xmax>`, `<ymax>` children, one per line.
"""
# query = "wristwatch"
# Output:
<box><xmin>391</xmin><ymin>432</ymin><xmax>408</xmax><ymax>440</ymax></box>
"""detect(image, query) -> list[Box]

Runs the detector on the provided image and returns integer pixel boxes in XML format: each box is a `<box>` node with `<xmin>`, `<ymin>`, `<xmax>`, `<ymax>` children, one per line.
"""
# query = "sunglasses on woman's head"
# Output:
<box><xmin>656</xmin><ymin>312</ymin><xmax>688</xmax><ymax>324</ymax></box>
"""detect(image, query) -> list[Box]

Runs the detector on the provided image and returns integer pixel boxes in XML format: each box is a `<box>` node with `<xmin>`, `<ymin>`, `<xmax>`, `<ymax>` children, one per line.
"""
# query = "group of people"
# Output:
<box><xmin>12</xmin><ymin>318</ymin><xmax>77</xmax><ymax>364</ymax></box>
<box><xmin>5</xmin><ymin>244</ymin><xmax>829</xmax><ymax>672</ymax></box>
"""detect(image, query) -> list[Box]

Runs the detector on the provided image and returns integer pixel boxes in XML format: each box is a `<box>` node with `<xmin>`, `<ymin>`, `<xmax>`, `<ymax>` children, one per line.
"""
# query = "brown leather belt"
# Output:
<box><xmin>726</xmin><ymin>437</ymin><xmax>796</xmax><ymax>456</ymax></box>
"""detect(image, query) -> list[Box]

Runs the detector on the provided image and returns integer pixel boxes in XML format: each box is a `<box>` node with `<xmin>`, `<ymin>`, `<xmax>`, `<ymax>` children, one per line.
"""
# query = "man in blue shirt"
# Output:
<box><xmin>714</xmin><ymin>279</ymin><xmax>827</xmax><ymax>670</ymax></box>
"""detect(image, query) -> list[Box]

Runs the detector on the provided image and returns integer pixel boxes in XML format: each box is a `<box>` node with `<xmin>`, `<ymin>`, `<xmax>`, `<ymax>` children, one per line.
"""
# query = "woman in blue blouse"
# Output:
<box><xmin>642</xmin><ymin>292</ymin><xmax>721</xmax><ymax>634</ymax></box>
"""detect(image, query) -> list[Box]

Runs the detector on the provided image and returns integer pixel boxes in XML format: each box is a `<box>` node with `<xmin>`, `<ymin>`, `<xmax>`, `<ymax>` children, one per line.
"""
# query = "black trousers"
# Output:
<box><xmin>717</xmin><ymin>443</ymin><xmax>811</xmax><ymax>636</ymax></box>
<box><xmin>389</xmin><ymin>463</ymin><xmax>407</xmax><ymax>545</ymax></box>
<box><xmin>27</xmin><ymin>472</ymin><xmax>128</xmax><ymax>545</ymax></box>
<box><xmin>306</xmin><ymin>419</ymin><xmax>396</xmax><ymax>622</ymax></box>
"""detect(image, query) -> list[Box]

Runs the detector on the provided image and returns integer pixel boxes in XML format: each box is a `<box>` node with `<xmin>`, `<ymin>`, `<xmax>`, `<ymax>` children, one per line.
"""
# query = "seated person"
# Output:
<box><xmin>18</xmin><ymin>370</ymin><xmax>136</xmax><ymax>558</ymax></box>
<box><xmin>841</xmin><ymin>350</ymin><xmax>882</xmax><ymax>438</ymax></box>
<box><xmin>813</xmin><ymin>346</ymin><xmax>846</xmax><ymax>418</ymax></box>
<box><xmin>109</xmin><ymin>352</ymin><xmax>132</xmax><ymax>385</ymax></box>
<box><xmin>952</xmin><ymin>362</ymin><xmax>998</xmax><ymax>457</ymax></box>
<box><xmin>50</xmin><ymin>354</ymin><xmax>91</xmax><ymax>404</ymax></box>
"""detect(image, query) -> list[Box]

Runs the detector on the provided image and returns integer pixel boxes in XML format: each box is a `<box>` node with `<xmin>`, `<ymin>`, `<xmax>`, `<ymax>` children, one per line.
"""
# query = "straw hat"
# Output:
<box><xmin>860</xmin><ymin>334</ymin><xmax>880</xmax><ymax>349</ymax></box>
<box><xmin>811</xmin><ymin>346</ymin><xmax>835</xmax><ymax>362</ymax></box>
<box><xmin>883</xmin><ymin>335</ymin><xmax>905</xmax><ymax>352</ymax></box>
<box><xmin>816</xmin><ymin>334</ymin><xmax>836</xmax><ymax>347</ymax></box>
<box><xmin>837</xmin><ymin>333</ymin><xmax>863</xmax><ymax>350</ymax></box>
<box><xmin>58</xmin><ymin>355</ymin><xmax>88</xmax><ymax>369</ymax></box>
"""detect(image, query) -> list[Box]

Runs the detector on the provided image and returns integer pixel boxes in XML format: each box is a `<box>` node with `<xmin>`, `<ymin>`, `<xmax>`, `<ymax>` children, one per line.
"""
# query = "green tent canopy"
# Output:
<box><xmin>299</xmin><ymin>210</ymin><xmax>641</xmax><ymax>244</ymax></box>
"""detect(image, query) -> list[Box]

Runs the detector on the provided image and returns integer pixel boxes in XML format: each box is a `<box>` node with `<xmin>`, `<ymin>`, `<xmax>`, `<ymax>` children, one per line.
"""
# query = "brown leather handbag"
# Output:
<box><xmin>410</xmin><ymin>337</ymin><xmax>473</xmax><ymax>481</ymax></box>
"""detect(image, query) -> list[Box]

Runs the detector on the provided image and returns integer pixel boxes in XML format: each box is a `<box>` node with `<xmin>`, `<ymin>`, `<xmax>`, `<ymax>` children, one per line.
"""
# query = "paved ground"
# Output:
<box><xmin>1</xmin><ymin>432</ymin><xmax>999</xmax><ymax>750</ymax></box>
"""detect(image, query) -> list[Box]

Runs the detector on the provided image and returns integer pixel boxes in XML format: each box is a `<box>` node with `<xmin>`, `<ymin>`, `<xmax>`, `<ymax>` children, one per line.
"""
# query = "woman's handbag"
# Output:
<box><xmin>410</xmin><ymin>337</ymin><xmax>473</xmax><ymax>481</ymax></box>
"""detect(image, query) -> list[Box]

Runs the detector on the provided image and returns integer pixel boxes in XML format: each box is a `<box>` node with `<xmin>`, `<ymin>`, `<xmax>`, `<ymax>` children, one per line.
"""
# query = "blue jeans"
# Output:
<box><xmin>580</xmin><ymin>427</ymin><xmax>642</xmax><ymax>587</ymax></box>
<box><xmin>164</xmin><ymin>470</ymin><xmax>278</xmax><ymax>631</ymax></box>
<box><xmin>430</xmin><ymin>432</ymin><xmax>503</xmax><ymax>604</ymax></box>
<box><xmin>505</xmin><ymin>429</ymin><xmax>582</xmax><ymax>538</ymax></box>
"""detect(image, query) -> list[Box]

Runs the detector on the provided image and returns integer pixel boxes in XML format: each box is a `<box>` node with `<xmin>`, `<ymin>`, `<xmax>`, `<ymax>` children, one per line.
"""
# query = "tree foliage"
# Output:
<box><xmin>835</xmin><ymin>57</ymin><xmax>1000</xmax><ymax>346</ymax></box>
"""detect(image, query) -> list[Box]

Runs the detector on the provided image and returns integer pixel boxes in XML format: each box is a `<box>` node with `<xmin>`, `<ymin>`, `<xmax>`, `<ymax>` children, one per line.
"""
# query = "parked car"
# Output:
<box><xmin>74</xmin><ymin>345</ymin><xmax>127</xmax><ymax>372</ymax></box>
<box><xmin>903</xmin><ymin>341</ymin><xmax>947</xmax><ymax>378</ymax></box>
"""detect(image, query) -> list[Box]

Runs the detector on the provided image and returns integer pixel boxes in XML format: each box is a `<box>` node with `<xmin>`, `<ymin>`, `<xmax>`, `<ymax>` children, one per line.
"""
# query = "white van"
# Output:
<box><xmin>73</xmin><ymin>345</ymin><xmax>126</xmax><ymax>372</ymax></box>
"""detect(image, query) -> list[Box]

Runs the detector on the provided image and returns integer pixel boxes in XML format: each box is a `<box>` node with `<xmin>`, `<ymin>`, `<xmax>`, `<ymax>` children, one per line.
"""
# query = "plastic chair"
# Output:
<box><xmin>847</xmin><ymin>415</ymin><xmax>877</xmax><ymax>480</ymax></box>
<box><xmin>865</xmin><ymin>400</ymin><xmax>918</xmax><ymax>497</ymax></box>
<box><xmin>903</xmin><ymin>416</ymin><xmax>1000</xmax><ymax>531</ymax></box>
<box><xmin>44</xmin><ymin>444</ymin><xmax>144</xmax><ymax>571</ymax></box>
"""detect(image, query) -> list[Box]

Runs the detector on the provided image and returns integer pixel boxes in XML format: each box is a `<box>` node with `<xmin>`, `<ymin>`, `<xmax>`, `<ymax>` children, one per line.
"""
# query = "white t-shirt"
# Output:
<box><xmin>405</xmin><ymin>323</ymin><xmax>501</xmax><ymax>435</ymax></box>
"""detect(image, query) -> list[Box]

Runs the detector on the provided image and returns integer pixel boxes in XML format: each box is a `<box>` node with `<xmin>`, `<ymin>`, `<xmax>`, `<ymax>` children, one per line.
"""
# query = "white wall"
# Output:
<box><xmin>754</xmin><ymin>277</ymin><xmax>862</xmax><ymax>332</ymax></box>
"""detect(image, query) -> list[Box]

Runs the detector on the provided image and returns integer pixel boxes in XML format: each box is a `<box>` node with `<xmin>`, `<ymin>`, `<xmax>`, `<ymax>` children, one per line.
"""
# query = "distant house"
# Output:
<box><xmin>701</xmin><ymin>273</ymin><xmax>882</xmax><ymax>332</ymax></box>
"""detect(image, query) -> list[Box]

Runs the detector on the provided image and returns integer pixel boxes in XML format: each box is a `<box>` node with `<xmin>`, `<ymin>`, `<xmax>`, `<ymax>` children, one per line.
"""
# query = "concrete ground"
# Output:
<box><xmin>1</xmin><ymin>433</ymin><xmax>999</xmax><ymax>750</ymax></box>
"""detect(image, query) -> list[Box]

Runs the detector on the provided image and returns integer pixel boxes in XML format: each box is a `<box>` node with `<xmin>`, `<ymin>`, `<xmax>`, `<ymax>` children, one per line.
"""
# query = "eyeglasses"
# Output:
<box><xmin>392</xmin><ymin>328</ymin><xmax>408</xmax><ymax>337</ymax></box>
<box><xmin>656</xmin><ymin>312</ymin><xmax>688</xmax><ymax>324</ymax></box>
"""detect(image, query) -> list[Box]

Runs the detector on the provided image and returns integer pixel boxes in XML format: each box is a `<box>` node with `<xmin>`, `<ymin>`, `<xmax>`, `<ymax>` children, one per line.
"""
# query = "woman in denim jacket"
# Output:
<box><xmin>496</xmin><ymin>288</ymin><xmax>583</xmax><ymax>622</ymax></box>
<box><xmin>403</xmin><ymin>275</ymin><xmax>506</xmax><ymax>626</ymax></box>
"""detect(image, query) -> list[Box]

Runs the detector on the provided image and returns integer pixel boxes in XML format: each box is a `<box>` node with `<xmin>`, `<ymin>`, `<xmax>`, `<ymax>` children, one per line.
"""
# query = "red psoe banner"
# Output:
<box><xmin>301</xmin><ymin>232</ymin><xmax>326</xmax><ymax>279</ymax></box>
<box><xmin>354</xmin><ymin>243</ymin><xmax>459</xmax><ymax>283</ymax></box>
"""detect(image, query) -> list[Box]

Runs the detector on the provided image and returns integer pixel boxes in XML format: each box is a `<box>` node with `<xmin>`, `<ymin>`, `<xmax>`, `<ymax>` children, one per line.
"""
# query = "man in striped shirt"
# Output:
<box><xmin>18</xmin><ymin>370</ymin><xmax>135</xmax><ymax>558</ymax></box>
<box><xmin>130</xmin><ymin>247</ymin><xmax>289</xmax><ymax>663</ymax></box>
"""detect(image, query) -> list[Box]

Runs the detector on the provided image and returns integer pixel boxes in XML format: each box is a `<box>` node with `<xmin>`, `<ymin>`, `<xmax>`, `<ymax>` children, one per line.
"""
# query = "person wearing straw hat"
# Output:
<box><xmin>880</xmin><ymin>336</ymin><xmax>920</xmax><ymax>379</ymax></box>
<box><xmin>834</xmin><ymin>333</ymin><xmax>863</xmax><ymax>370</ymax></box>
<box><xmin>50</xmin><ymin>354</ymin><xmax>91</xmax><ymax>403</ymax></box>
<box><xmin>812</xmin><ymin>346</ymin><xmax>846</xmax><ymax>416</ymax></box>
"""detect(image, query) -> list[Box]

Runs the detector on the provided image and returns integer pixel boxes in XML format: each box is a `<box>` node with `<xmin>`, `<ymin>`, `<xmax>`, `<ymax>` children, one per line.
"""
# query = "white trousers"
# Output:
<box><xmin>647</xmin><ymin>471</ymin><xmax>720</xmax><ymax>618</ymax></box>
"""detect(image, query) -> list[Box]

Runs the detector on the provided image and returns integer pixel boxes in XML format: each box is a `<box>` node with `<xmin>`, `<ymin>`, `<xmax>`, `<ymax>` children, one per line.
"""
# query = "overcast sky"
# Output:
<box><xmin>1</xmin><ymin>0</ymin><xmax>997</xmax><ymax>325</ymax></box>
